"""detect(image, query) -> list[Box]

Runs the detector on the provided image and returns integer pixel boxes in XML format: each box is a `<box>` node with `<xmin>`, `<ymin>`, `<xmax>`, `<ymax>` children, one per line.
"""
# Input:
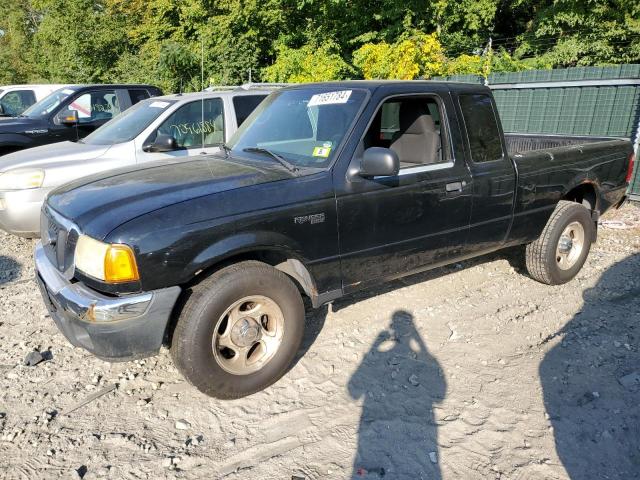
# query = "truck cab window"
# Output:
<box><xmin>458</xmin><ymin>94</ymin><xmax>503</xmax><ymax>162</ymax></box>
<box><xmin>129</xmin><ymin>89</ymin><xmax>151</xmax><ymax>105</ymax></box>
<box><xmin>153</xmin><ymin>98</ymin><xmax>224</xmax><ymax>149</ymax></box>
<box><xmin>364</xmin><ymin>97</ymin><xmax>446</xmax><ymax>168</ymax></box>
<box><xmin>0</xmin><ymin>90</ymin><xmax>36</xmax><ymax>116</ymax></box>
<box><xmin>61</xmin><ymin>90</ymin><xmax>121</xmax><ymax>124</ymax></box>
<box><xmin>233</xmin><ymin>95</ymin><xmax>268</xmax><ymax>126</ymax></box>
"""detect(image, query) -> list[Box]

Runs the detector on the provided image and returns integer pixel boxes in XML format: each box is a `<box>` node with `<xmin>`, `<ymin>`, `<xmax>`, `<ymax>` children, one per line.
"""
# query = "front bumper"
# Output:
<box><xmin>0</xmin><ymin>188</ymin><xmax>49</xmax><ymax>237</ymax></box>
<box><xmin>35</xmin><ymin>242</ymin><xmax>181</xmax><ymax>361</ymax></box>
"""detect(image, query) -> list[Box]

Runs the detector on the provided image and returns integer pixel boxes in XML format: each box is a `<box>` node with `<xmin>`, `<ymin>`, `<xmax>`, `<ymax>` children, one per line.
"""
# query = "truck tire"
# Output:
<box><xmin>525</xmin><ymin>200</ymin><xmax>594</xmax><ymax>285</ymax></box>
<box><xmin>170</xmin><ymin>260</ymin><xmax>305</xmax><ymax>399</ymax></box>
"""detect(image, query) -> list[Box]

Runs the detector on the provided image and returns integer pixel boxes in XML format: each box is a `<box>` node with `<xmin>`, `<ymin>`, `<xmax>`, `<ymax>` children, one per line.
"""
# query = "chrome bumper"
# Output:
<box><xmin>35</xmin><ymin>242</ymin><xmax>181</xmax><ymax>360</ymax></box>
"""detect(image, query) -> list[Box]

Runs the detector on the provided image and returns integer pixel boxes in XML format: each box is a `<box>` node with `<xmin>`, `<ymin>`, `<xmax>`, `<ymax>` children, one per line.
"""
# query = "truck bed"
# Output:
<box><xmin>504</xmin><ymin>133</ymin><xmax>626</xmax><ymax>156</ymax></box>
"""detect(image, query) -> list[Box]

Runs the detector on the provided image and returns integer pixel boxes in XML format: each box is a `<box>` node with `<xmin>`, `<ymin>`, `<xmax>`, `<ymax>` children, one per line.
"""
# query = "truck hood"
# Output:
<box><xmin>0</xmin><ymin>116</ymin><xmax>43</xmax><ymax>133</ymax></box>
<box><xmin>0</xmin><ymin>141</ymin><xmax>112</xmax><ymax>171</ymax></box>
<box><xmin>47</xmin><ymin>155</ymin><xmax>291</xmax><ymax>239</ymax></box>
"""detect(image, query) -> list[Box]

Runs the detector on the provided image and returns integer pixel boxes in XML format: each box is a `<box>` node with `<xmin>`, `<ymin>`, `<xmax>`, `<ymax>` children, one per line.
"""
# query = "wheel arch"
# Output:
<box><xmin>185</xmin><ymin>235</ymin><xmax>320</xmax><ymax>305</ymax></box>
<box><xmin>562</xmin><ymin>181</ymin><xmax>599</xmax><ymax>212</ymax></box>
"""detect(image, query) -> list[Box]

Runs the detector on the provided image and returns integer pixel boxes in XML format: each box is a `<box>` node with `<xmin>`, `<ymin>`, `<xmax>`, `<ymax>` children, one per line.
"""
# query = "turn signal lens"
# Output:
<box><xmin>104</xmin><ymin>244</ymin><xmax>139</xmax><ymax>283</ymax></box>
<box><xmin>75</xmin><ymin>235</ymin><xmax>139</xmax><ymax>283</ymax></box>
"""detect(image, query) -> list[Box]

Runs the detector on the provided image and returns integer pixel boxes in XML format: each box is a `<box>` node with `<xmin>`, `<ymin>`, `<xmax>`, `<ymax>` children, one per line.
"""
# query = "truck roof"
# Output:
<box><xmin>280</xmin><ymin>80</ymin><xmax>491</xmax><ymax>93</ymax></box>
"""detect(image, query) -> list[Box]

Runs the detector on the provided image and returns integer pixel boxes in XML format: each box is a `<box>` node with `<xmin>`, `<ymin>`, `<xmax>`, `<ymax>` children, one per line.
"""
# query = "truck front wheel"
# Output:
<box><xmin>525</xmin><ymin>200</ymin><xmax>594</xmax><ymax>285</ymax></box>
<box><xmin>171</xmin><ymin>261</ymin><xmax>305</xmax><ymax>399</ymax></box>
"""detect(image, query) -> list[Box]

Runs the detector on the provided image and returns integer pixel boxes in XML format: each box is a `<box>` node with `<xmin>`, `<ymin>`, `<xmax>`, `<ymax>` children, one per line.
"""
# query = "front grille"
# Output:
<box><xmin>40</xmin><ymin>205</ymin><xmax>79</xmax><ymax>278</ymax></box>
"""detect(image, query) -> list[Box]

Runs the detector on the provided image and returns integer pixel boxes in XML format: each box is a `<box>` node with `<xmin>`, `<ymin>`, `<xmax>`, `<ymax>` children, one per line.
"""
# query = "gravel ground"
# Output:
<box><xmin>1</xmin><ymin>203</ymin><xmax>639</xmax><ymax>480</ymax></box>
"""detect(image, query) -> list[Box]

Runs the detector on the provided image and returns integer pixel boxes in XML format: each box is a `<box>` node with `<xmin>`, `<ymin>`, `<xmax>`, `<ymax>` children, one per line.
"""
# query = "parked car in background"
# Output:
<box><xmin>34</xmin><ymin>81</ymin><xmax>633</xmax><ymax>399</ymax></box>
<box><xmin>0</xmin><ymin>84</ymin><xmax>69</xmax><ymax>117</ymax></box>
<box><xmin>0</xmin><ymin>87</ymin><xmax>272</xmax><ymax>236</ymax></box>
<box><xmin>0</xmin><ymin>84</ymin><xmax>162</xmax><ymax>156</ymax></box>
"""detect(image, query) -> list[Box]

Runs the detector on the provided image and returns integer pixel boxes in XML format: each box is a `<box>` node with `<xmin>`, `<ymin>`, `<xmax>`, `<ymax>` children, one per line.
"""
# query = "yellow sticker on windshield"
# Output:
<box><xmin>312</xmin><ymin>146</ymin><xmax>332</xmax><ymax>158</ymax></box>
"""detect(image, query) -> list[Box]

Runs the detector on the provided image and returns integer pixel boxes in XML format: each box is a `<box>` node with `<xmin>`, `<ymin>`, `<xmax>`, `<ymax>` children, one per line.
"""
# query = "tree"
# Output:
<box><xmin>353</xmin><ymin>32</ymin><xmax>446</xmax><ymax>80</ymax></box>
<box><xmin>263</xmin><ymin>41</ymin><xmax>353</xmax><ymax>83</ymax></box>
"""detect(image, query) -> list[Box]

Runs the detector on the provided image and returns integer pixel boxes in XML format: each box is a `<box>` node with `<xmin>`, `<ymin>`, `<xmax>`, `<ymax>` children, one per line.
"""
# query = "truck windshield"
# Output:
<box><xmin>229</xmin><ymin>88</ymin><xmax>367</xmax><ymax>169</ymax></box>
<box><xmin>22</xmin><ymin>88</ymin><xmax>76</xmax><ymax>118</ymax></box>
<box><xmin>83</xmin><ymin>99</ymin><xmax>177</xmax><ymax>145</ymax></box>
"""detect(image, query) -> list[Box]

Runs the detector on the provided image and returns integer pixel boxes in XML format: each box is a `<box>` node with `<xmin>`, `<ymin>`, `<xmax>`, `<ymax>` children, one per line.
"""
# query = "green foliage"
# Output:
<box><xmin>353</xmin><ymin>32</ymin><xmax>446</xmax><ymax>79</ymax></box>
<box><xmin>263</xmin><ymin>41</ymin><xmax>353</xmax><ymax>83</ymax></box>
<box><xmin>0</xmin><ymin>0</ymin><xmax>638</xmax><ymax>90</ymax></box>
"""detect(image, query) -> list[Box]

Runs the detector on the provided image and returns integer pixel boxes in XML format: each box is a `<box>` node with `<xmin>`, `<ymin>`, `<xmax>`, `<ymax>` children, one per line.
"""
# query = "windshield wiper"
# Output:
<box><xmin>243</xmin><ymin>147</ymin><xmax>299</xmax><ymax>174</ymax></box>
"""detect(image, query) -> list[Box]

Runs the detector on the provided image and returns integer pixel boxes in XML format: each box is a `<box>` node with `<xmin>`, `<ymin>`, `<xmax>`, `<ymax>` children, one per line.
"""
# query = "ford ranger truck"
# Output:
<box><xmin>34</xmin><ymin>82</ymin><xmax>634</xmax><ymax>399</ymax></box>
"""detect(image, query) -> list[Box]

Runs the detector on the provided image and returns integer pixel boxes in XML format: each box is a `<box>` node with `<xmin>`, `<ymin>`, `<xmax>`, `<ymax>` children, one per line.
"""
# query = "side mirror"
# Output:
<box><xmin>144</xmin><ymin>134</ymin><xmax>177</xmax><ymax>153</ymax></box>
<box><xmin>359</xmin><ymin>147</ymin><xmax>399</xmax><ymax>177</ymax></box>
<box><xmin>60</xmin><ymin>110</ymin><xmax>79</xmax><ymax>126</ymax></box>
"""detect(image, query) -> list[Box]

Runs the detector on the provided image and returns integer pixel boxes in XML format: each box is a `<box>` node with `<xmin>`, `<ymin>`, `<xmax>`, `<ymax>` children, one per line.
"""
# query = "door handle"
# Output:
<box><xmin>446</xmin><ymin>181</ymin><xmax>466</xmax><ymax>192</ymax></box>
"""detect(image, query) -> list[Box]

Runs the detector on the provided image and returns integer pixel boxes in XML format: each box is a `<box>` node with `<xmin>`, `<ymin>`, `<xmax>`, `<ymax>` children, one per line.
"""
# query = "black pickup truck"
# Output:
<box><xmin>0</xmin><ymin>84</ymin><xmax>162</xmax><ymax>156</ymax></box>
<box><xmin>35</xmin><ymin>81</ymin><xmax>634</xmax><ymax>399</ymax></box>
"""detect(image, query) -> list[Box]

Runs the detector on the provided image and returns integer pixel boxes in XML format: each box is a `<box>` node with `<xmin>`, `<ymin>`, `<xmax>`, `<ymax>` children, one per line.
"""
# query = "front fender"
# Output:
<box><xmin>0</xmin><ymin>133</ymin><xmax>30</xmax><ymax>151</ymax></box>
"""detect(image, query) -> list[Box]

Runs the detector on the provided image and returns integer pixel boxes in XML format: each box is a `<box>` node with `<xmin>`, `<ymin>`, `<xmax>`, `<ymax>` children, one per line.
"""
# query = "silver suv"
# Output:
<box><xmin>0</xmin><ymin>87</ymin><xmax>273</xmax><ymax>237</ymax></box>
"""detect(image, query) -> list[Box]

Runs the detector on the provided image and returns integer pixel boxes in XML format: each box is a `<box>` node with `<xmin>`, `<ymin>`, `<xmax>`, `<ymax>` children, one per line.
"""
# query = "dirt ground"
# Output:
<box><xmin>1</xmin><ymin>203</ymin><xmax>639</xmax><ymax>480</ymax></box>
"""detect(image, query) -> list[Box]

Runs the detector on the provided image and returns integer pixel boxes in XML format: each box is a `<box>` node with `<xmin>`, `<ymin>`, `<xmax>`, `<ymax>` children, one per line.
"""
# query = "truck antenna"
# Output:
<box><xmin>201</xmin><ymin>35</ymin><xmax>205</xmax><ymax>151</ymax></box>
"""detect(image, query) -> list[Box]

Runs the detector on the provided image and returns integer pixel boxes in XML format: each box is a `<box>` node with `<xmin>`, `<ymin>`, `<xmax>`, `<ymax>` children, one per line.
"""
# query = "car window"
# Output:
<box><xmin>232</xmin><ymin>95</ymin><xmax>268</xmax><ymax>126</ymax></box>
<box><xmin>152</xmin><ymin>98</ymin><xmax>224</xmax><ymax>149</ymax></box>
<box><xmin>60</xmin><ymin>90</ymin><xmax>121</xmax><ymax>124</ymax></box>
<box><xmin>23</xmin><ymin>88</ymin><xmax>76</xmax><ymax>118</ymax></box>
<box><xmin>363</xmin><ymin>96</ymin><xmax>447</xmax><ymax>167</ymax></box>
<box><xmin>458</xmin><ymin>94</ymin><xmax>503</xmax><ymax>163</ymax></box>
<box><xmin>0</xmin><ymin>90</ymin><xmax>37</xmax><ymax>116</ymax></box>
<box><xmin>129</xmin><ymin>89</ymin><xmax>151</xmax><ymax>105</ymax></box>
<box><xmin>83</xmin><ymin>99</ymin><xmax>177</xmax><ymax>145</ymax></box>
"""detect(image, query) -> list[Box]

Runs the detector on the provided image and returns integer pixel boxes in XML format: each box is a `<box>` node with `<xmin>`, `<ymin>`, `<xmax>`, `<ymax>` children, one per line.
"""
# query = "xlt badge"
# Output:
<box><xmin>294</xmin><ymin>213</ymin><xmax>325</xmax><ymax>225</ymax></box>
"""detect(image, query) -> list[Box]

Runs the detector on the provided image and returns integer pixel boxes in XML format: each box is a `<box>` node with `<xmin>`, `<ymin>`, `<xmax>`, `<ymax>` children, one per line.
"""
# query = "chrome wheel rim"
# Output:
<box><xmin>556</xmin><ymin>221</ymin><xmax>585</xmax><ymax>270</ymax></box>
<box><xmin>212</xmin><ymin>295</ymin><xmax>285</xmax><ymax>375</ymax></box>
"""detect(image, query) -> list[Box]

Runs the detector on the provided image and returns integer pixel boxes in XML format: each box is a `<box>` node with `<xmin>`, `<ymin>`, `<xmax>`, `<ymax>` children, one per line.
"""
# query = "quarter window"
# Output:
<box><xmin>153</xmin><ymin>98</ymin><xmax>224</xmax><ymax>149</ymax></box>
<box><xmin>458</xmin><ymin>94</ymin><xmax>503</xmax><ymax>162</ymax></box>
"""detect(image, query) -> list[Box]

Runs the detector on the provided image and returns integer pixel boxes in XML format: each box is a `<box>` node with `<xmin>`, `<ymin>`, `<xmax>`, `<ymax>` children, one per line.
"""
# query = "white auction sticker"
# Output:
<box><xmin>149</xmin><ymin>101</ymin><xmax>170</xmax><ymax>109</ymax></box>
<box><xmin>308</xmin><ymin>90</ymin><xmax>352</xmax><ymax>107</ymax></box>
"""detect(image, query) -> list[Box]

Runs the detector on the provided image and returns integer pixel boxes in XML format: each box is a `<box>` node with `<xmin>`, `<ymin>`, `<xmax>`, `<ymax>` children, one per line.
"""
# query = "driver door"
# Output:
<box><xmin>136</xmin><ymin>98</ymin><xmax>224</xmax><ymax>163</ymax></box>
<box><xmin>53</xmin><ymin>90</ymin><xmax>122</xmax><ymax>141</ymax></box>
<box><xmin>337</xmin><ymin>93</ymin><xmax>473</xmax><ymax>292</ymax></box>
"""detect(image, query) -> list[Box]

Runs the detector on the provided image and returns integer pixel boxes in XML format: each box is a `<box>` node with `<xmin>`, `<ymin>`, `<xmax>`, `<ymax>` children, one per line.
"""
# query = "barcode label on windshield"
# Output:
<box><xmin>308</xmin><ymin>90</ymin><xmax>352</xmax><ymax>107</ymax></box>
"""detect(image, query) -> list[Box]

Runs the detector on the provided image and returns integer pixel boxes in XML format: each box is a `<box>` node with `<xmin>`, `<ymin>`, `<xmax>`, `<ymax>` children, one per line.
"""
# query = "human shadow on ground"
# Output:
<box><xmin>348</xmin><ymin>310</ymin><xmax>445</xmax><ymax>479</ymax></box>
<box><xmin>0</xmin><ymin>255</ymin><xmax>21</xmax><ymax>286</ymax></box>
<box><xmin>540</xmin><ymin>253</ymin><xmax>640</xmax><ymax>479</ymax></box>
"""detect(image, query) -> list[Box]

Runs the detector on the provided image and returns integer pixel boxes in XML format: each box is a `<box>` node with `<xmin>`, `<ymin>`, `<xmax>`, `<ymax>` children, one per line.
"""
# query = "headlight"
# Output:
<box><xmin>0</xmin><ymin>169</ymin><xmax>45</xmax><ymax>190</ymax></box>
<box><xmin>75</xmin><ymin>234</ymin><xmax>140</xmax><ymax>283</ymax></box>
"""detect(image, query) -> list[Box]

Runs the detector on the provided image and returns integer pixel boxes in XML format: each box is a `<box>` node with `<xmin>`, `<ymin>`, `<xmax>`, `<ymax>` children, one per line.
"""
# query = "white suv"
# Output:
<box><xmin>0</xmin><ymin>87</ymin><xmax>274</xmax><ymax>237</ymax></box>
<box><xmin>0</xmin><ymin>85</ymin><xmax>69</xmax><ymax>117</ymax></box>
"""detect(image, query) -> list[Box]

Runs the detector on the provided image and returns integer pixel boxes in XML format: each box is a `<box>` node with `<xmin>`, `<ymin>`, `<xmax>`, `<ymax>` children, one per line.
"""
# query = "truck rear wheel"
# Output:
<box><xmin>171</xmin><ymin>261</ymin><xmax>305</xmax><ymax>399</ymax></box>
<box><xmin>525</xmin><ymin>200</ymin><xmax>594</xmax><ymax>285</ymax></box>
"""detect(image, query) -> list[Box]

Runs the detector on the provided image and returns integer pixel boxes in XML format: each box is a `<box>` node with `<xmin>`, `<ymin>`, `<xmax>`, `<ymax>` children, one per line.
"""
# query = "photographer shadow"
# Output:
<box><xmin>348</xmin><ymin>310</ymin><xmax>445</xmax><ymax>479</ymax></box>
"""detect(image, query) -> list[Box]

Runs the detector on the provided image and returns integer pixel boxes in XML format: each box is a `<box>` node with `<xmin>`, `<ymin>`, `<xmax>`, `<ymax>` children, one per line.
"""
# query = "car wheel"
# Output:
<box><xmin>525</xmin><ymin>200</ymin><xmax>594</xmax><ymax>285</ymax></box>
<box><xmin>171</xmin><ymin>260</ymin><xmax>305</xmax><ymax>399</ymax></box>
